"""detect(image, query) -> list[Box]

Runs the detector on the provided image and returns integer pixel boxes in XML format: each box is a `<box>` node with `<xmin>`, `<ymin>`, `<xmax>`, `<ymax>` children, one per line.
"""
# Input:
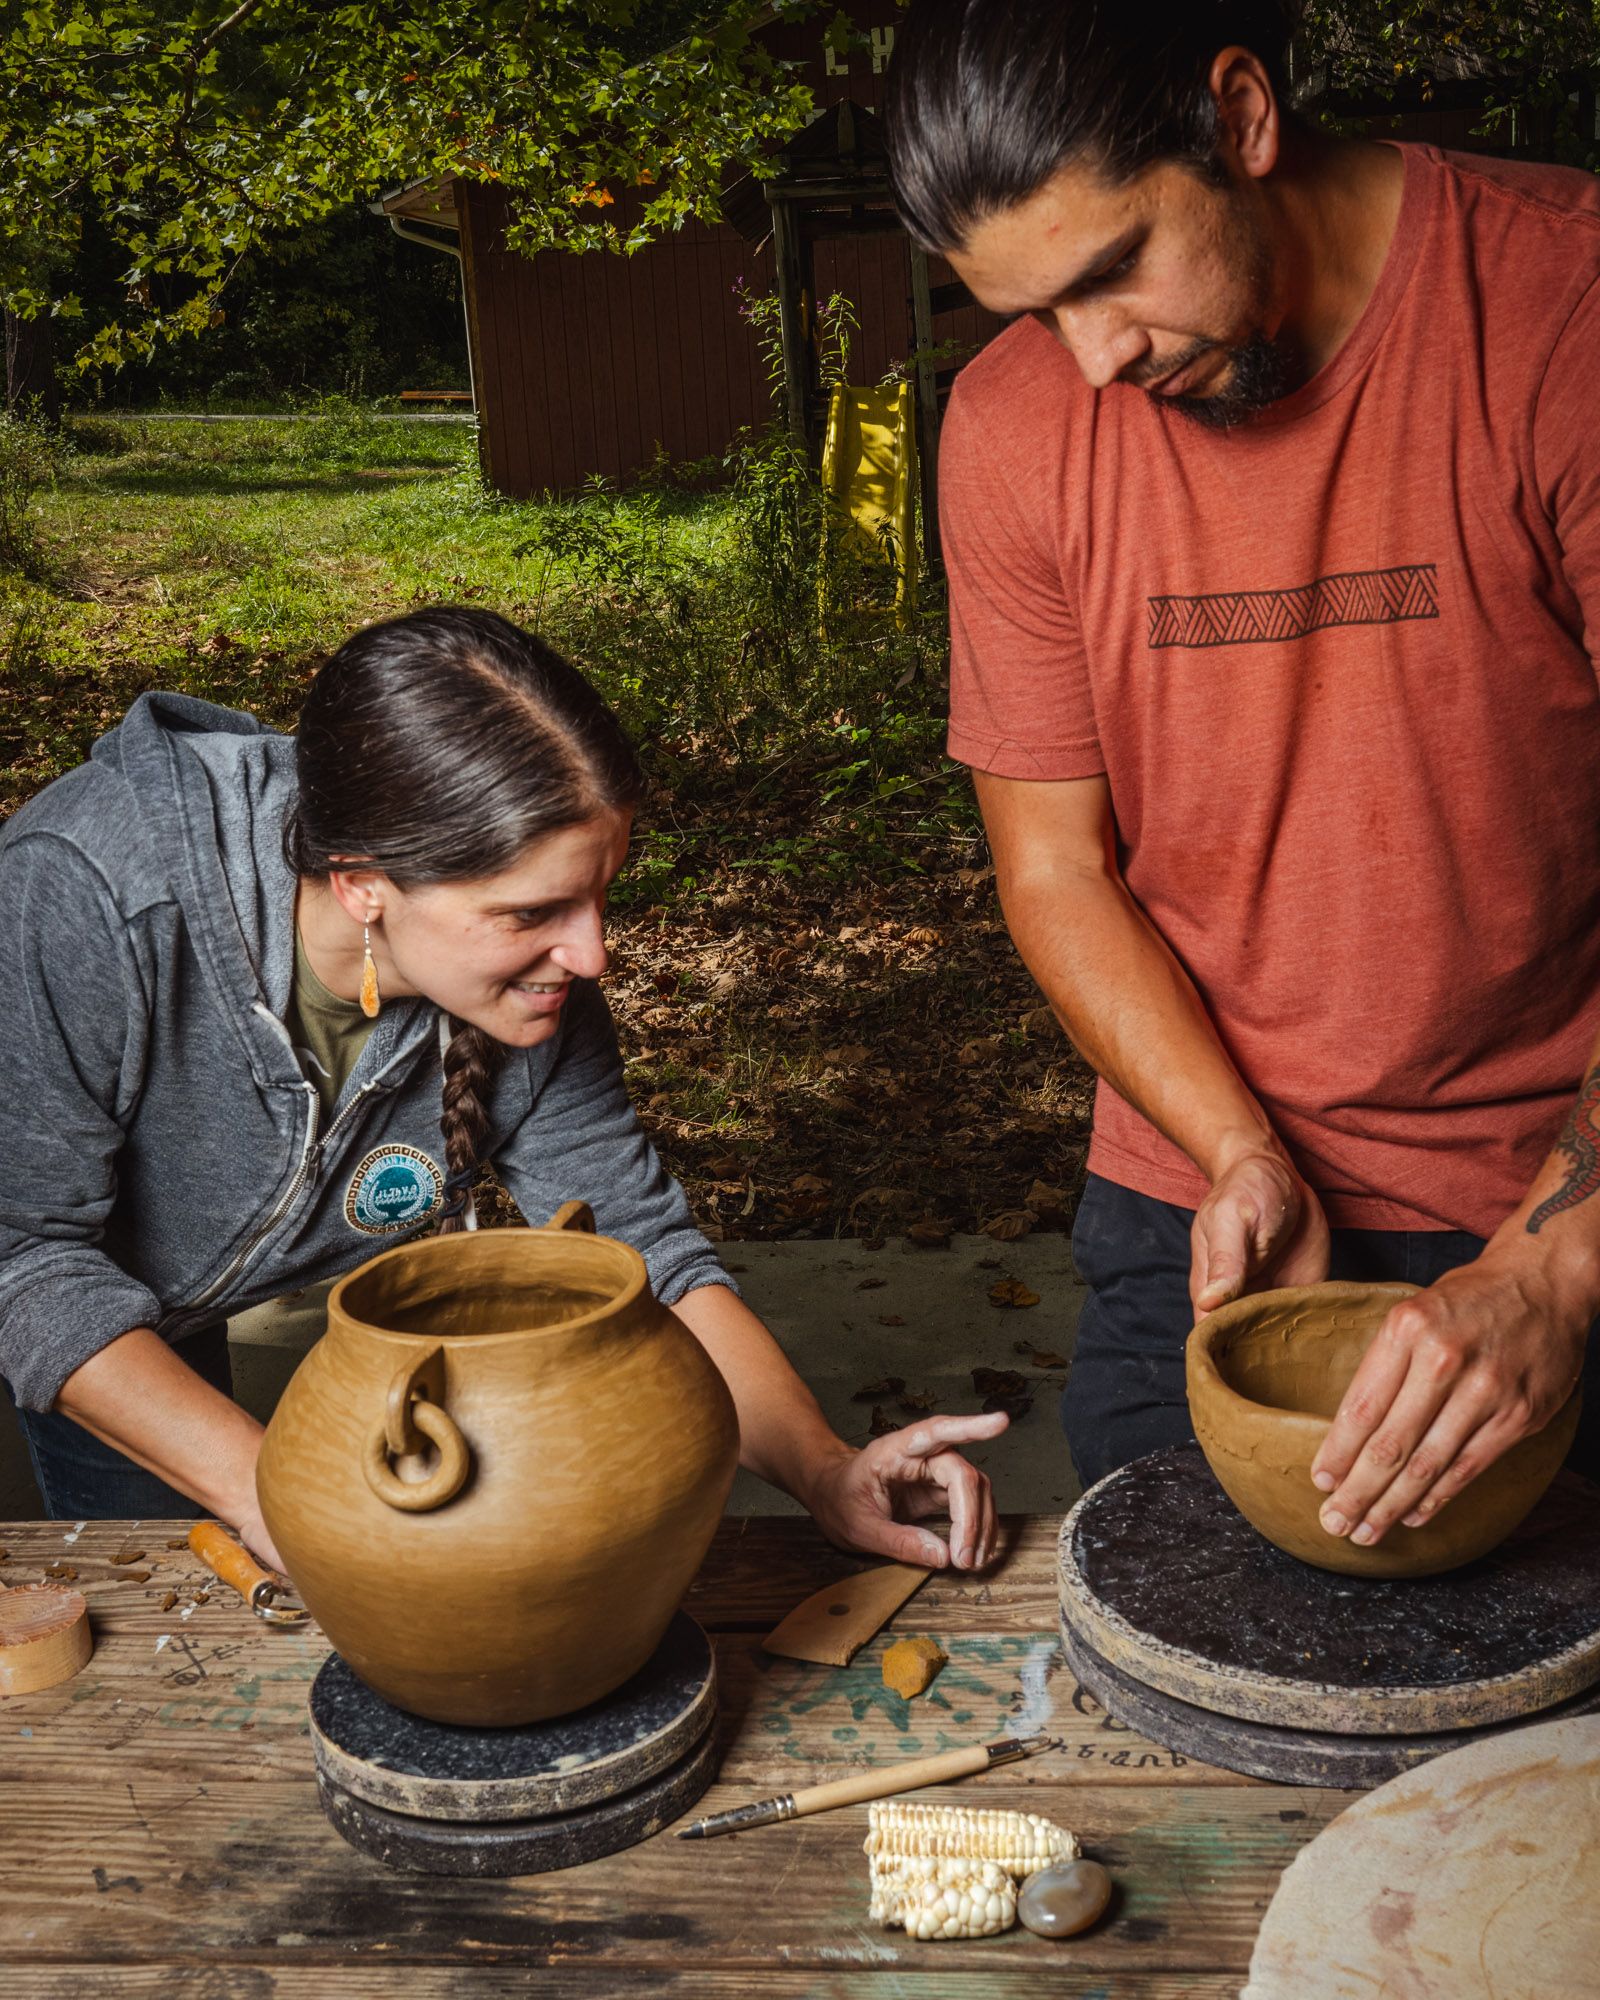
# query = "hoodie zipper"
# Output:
<box><xmin>186</xmin><ymin>1082</ymin><xmax>321</xmax><ymax>1312</ymax></box>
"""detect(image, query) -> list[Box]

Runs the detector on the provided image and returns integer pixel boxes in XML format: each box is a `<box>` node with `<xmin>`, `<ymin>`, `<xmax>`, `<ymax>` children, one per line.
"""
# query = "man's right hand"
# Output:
<box><xmin>1190</xmin><ymin>1147</ymin><xmax>1331</xmax><ymax>1321</ymax></box>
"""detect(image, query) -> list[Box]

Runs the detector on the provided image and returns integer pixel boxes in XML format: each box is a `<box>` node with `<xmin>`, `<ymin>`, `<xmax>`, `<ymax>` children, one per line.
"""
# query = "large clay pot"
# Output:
<box><xmin>1186</xmin><ymin>1281</ymin><xmax>1580</xmax><ymax>1579</ymax></box>
<box><xmin>256</xmin><ymin>1205</ymin><xmax>739</xmax><ymax>1724</ymax></box>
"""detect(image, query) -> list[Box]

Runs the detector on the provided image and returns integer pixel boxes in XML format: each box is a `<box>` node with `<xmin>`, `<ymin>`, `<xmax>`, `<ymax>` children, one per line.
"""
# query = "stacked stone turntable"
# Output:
<box><xmin>310</xmin><ymin>1611</ymin><xmax>718</xmax><ymax>1875</ymax></box>
<box><xmin>1058</xmin><ymin>1447</ymin><xmax>1600</xmax><ymax>1785</ymax></box>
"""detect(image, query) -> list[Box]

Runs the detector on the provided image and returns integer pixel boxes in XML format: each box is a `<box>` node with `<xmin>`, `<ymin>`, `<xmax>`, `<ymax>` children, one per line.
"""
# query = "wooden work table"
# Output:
<box><xmin>0</xmin><ymin>1514</ymin><xmax>1357</xmax><ymax>1996</ymax></box>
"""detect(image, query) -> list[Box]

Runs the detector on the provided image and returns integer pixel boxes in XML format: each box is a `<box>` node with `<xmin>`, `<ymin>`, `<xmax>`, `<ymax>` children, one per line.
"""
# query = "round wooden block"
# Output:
<box><xmin>316</xmin><ymin>1719</ymin><xmax>719</xmax><ymax>1877</ymax></box>
<box><xmin>1060</xmin><ymin>1608</ymin><xmax>1600</xmax><ymax>1788</ymax></box>
<box><xmin>0</xmin><ymin>1585</ymin><xmax>92</xmax><ymax>1697</ymax></box>
<box><xmin>310</xmin><ymin>1610</ymin><xmax>716</xmax><ymax>1822</ymax></box>
<box><xmin>1059</xmin><ymin>1448</ymin><xmax>1600</xmax><ymax>1735</ymax></box>
<box><xmin>1243</xmin><ymin>1714</ymin><xmax>1600</xmax><ymax>1998</ymax></box>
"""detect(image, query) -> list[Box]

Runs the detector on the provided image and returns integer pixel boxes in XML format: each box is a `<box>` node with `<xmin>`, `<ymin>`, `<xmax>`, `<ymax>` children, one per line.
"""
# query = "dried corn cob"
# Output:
<box><xmin>873</xmin><ymin>1856</ymin><xmax>1017</xmax><ymax>1940</ymax></box>
<box><xmin>864</xmin><ymin>1799</ymin><xmax>1080</xmax><ymax>1879</ymax></box>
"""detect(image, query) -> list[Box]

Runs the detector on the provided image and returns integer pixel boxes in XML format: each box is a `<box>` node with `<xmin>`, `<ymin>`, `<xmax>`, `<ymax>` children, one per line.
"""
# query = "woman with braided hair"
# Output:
<box><xmin>0</xmin><ymin>607</ymin><xmax>1005</xmax><ymax>1574</ymax></box>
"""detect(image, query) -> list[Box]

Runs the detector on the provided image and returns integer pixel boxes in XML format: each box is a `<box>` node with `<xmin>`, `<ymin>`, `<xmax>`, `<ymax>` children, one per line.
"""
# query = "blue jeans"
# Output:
<box><xmin>3</xmin><ymin>1326</ymin><xmax>233</xmax><ymax>1518</ymax></box>
<box><xmin>1065</xmin><ymin>1174</ymin><xmax>1600</xmax><ymax>1491</ymax></box>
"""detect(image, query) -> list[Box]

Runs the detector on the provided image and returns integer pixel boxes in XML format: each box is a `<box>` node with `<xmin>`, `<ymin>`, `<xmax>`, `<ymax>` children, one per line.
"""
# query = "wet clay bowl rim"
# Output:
<box><xmin>1186</xmin><ymin>1280</ymin><xmax>1581</xmax><ymax>1579</ymax></box>
<box><xmin>327</xmin><ymin>1224</ymin><xmax>649</xmax><ymax>1350</ymax></box>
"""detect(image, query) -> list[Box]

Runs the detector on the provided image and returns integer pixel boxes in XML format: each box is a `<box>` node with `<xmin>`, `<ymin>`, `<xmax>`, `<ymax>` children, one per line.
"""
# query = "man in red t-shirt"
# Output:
<box><xmin>885</xmin><ymin>0</ymin><xmax>1600</xmax><ymax>1548</ymax></box>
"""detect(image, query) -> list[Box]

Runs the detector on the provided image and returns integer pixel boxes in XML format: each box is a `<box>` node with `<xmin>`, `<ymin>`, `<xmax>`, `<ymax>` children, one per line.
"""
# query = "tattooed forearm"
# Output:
<box><xmin>1527</xmin><ymin>1063</ymin><xmax>1600</xmax><ymax>1235</ymax></box>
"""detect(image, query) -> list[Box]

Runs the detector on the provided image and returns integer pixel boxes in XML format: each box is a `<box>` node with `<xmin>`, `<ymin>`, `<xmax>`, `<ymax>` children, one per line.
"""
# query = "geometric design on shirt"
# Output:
<box><xmin>1147</xmin><ymin>564</ymin><xmax>1439</xmax><ymax>649</ymax></box>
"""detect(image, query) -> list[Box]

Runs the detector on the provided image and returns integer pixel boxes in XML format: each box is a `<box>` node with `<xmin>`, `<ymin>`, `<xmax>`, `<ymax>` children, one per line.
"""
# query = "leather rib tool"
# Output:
<box><xmin>678</xmin><ymin>1731</ymin><xmax>1059</xmax><ymax>1838</ymax></box>
<box><xmin>188</xmin><ymin>1521</ymin><xmax>309</xmax><ymax>1626</ymax></box>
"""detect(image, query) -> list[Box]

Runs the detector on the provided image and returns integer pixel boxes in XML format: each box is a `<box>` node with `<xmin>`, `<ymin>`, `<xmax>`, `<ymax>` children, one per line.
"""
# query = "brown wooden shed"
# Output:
<box><xmin>379</xmin><ymin>5</ymin><xmax>1001</xmax><ymax>499</ymax></box>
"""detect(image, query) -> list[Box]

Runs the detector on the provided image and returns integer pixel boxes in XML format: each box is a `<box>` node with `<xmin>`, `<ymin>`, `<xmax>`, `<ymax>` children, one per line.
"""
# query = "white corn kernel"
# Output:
<box><xmin>864</xmin><ymin>1799</ymin><xmax>1080</xmax><ymax>1878</ymax></box>
<box><xmin>877</xmin><ymin>1856</ymin><xmax>1017</xmax><ymax>1940</ymax></box>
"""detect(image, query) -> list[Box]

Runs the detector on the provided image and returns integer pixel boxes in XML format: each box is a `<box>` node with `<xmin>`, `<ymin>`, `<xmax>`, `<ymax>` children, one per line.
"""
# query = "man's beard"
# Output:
<box><xmin>1162</xmin><ymin>330</ymin><xmax>1305</xmax><ymax>429</ymax></box>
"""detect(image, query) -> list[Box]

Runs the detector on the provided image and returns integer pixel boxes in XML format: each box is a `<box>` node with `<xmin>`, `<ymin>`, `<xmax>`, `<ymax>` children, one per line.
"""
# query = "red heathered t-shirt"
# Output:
<box><xmin>944</xmin><ymin>144</ymin><xmax>1600</xmax><ymax>1237</ymax></box>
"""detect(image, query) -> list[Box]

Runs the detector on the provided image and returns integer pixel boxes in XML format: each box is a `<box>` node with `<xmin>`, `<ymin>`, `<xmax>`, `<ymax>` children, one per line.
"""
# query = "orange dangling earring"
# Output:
<box><xmin>360</xmin><ymin>918</ymin><xmax>381</xmax><ymax>1020</ymax></box>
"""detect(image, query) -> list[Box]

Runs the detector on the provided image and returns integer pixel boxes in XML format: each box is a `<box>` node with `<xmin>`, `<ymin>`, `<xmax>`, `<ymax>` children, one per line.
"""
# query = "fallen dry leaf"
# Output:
<box><xmin>907</xmin><ymin>1218</ymin><xmax>953</xmax><ymax>1248</ymax></box>
<box><xmin>1026</xmin><ymin>1180</ymin><xmax>1070</xmax><ymax>1215</ymax></box>
<box><xmin>791</xmin><ymin>1172</ymin><xmax>831</xmax><ymax>1193</ymax></box>
<box><xmin>971</xmin><ymin>1367</ymin><xmax>1035</xmax><ymax>1420</ymax></box>
<box><xmin>856</xmin><ymin>1276</ymin><xmax>887</xmax><ymax>1291</ymax></box>
<box><xmin>897</xmin><ymin>1389</ymin><xmax>937</xmax><ymax>1412</ymax></box>
<box><xmin>853</xmin><ymin>1374</ymin><xmax>907</xmax><ymax>1401</ymax></box>
<box><xmin>988</xmin><ymin>1278</ymin><xmax>1041</xmax><ymax>1309</ymax></box>
<box><xmin>877</xmin><ymin>1312</ymin><xmax>907</xmax><ymax>1327</ymax></box>
<box><xmin>976</xmin><ymin>1256</ymin><xmax>1002</xmax><ymax>1270</ymax></box>
<box><xmin>868</xmin><ymin>1405</ymin><xmax>900</xmax><ymax>1438</ymax></box>
<box><xmin>1021</xmin><ymin>1004</ymin><xmax>1062</xmax><ymax>1038</ymax></box>
<box><xmin>982</xmin><ymin>1209</ymin><xmax>1038</xmax><ymax>1242</ymax></box>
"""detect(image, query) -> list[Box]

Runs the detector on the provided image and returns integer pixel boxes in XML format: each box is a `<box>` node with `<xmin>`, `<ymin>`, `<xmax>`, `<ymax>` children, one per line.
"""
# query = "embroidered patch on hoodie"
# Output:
<box><xmin>345</xmin><ymin>1145</ymin><xmax>445</xmax><ymax>1235</ymax></box>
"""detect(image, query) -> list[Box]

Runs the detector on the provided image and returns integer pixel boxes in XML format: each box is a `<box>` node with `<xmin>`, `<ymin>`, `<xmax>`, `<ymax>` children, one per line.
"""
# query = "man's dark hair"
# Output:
<box><xmin>884</xmin><ymin>0</ymin><xmax>1301</xmax><ymax>251</ymax></box>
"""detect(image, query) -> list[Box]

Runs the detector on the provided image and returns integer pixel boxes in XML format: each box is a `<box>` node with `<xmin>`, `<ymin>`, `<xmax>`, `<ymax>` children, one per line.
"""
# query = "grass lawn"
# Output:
<box><xmin>2</xmin><ymin>412</ymin><xmax>1093</xmax><ymax>1247</ymax></box>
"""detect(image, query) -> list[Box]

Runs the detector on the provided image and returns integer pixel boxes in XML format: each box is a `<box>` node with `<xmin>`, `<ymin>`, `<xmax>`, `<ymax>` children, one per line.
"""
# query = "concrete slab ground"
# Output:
<box><xmin>0</xmin><ymin>1234</ymin><xmax>1086</xmax><ymax>1523</ymax></box>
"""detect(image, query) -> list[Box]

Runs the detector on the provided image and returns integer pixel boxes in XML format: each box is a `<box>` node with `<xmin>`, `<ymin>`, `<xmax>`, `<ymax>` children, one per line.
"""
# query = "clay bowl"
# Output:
<box><xmin>1186</xmin><ymin>1281</ymin><xmax>1580</xmax><ymax>1578</ymax></box>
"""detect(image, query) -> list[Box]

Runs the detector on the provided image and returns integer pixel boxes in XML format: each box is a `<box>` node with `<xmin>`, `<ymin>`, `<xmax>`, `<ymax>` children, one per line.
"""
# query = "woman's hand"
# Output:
<box><xmin>798</xmin><ymin>1411</ymin><xmax>1010</xmax><ymax>1570</ymax></box>
<box><xmin>233</xmin><ymin>1495</ymin><xmax>289</xmax><ymax>1579</ymax></box>
<box><xmin>1309</xmin><ymin>1249</ymin><xmax>1587</xmax><ymax>1548</ymax></box>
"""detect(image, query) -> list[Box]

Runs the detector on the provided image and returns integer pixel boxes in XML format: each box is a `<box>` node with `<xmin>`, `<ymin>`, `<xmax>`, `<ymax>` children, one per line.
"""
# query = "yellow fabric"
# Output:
<box><xmin>820</xmin><ymin>380</ymin><xmax>920</xmax><ymax>617</ymax></box>
<box><xmin>286</xmin><ymin>928</ymin><xmax>376</xmax><ymax>1123</ymax></box>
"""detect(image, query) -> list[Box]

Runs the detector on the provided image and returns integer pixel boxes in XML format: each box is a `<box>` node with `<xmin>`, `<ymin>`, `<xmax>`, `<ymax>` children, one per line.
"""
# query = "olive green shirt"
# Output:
<box><xmin>287</xmin><ymin>929</ymin><xmax>376</xmax><ymax>1124</ymax></box>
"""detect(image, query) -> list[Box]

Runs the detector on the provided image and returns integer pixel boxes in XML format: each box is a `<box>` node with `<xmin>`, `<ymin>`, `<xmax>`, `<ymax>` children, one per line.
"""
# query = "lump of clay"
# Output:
<box><xmin>1017</xmin><ymin>1858</ymin><xmax>1113</xmax><ymax>1938</ymax></box>
<box><xmin>882</xmin><ymin>1635</ymin><xmax>948</xmax><ymax>1698</ymax></box>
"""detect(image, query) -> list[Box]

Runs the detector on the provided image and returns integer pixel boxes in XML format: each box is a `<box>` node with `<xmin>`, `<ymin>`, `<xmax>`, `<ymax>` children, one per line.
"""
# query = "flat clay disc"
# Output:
<box><xmin>1060</xmin><ymin>1611</ymin><xmax>1600</xmax><ymax>1788</ymax></box>
<box><xmin>1243</xmin><ymin>1714</ymin><xmax>1600</xmax><ymax>1998</ymax></box>
<box><xmin>310</xmin><ymin>1611</ymin><xmax>715</xmax><ymax>1821</ymax></box>
<box><xmin>1060</xmin><ymin>1449</ymin><xmax>1600</xmax><ymax>1735</ymax></box>
<box><xmin>316</xmin><ymin>1719</ymin><xmax>719</xmax><ymax>1878</ymax></box>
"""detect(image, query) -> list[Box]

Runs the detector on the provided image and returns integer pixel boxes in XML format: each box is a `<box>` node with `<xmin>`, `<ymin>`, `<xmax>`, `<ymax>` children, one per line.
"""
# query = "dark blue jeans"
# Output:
<box><xmin>3</xmin><ymin>1326</ymin><xmax>233</xmax><ymax>1518</ymax></box>
<box><xmin>1066</xmin><ymin>1173</ymin><xmax>1600</xmax><ymax>1491</ymax></box>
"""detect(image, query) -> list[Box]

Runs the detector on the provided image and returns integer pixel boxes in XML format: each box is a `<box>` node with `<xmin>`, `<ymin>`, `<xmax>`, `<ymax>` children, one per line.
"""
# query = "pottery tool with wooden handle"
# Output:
<box><xmin>762</xmin><ymin>1561</ymin><xmax>930</xmax><ymax>1666</ymax></box>
<box><xmin>677</xmin><ymin>1731</ymin><xmax>1059</xmax><ymax>1837</ymax></box>
<box><xmin>0</xmin><ymin>1581</ymin><xmax>93</xmax><ymax>1696</ymax></box>
<box><xmin>188</xmin><ymin>1522</ymin><xmax>309</xmax><ymax>1625</ymax></box>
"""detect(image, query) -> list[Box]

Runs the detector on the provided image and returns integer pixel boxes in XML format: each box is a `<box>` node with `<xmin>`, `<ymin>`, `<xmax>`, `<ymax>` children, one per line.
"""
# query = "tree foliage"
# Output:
<box><xmin>0</xmin><ymin>0</ymin><xmax>822</xmax><ymax>369</ymax></box>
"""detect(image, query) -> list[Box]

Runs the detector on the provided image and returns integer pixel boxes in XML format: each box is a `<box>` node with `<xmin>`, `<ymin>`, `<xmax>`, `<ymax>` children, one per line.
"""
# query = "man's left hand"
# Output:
<box><xmin>1309</xmin><ymin>1252</ymin><xmax>1587</xmax><ymax>1547</ymax></box>
<box><xmin>802</xmin><ymin>1412</ymin><xmax>1009</xmax><ymax>1570</ymax></box>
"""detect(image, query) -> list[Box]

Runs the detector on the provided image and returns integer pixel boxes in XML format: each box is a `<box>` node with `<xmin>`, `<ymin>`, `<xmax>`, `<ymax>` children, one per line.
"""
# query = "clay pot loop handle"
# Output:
<box><xmin>543</xmin><ymin>1199</ymin><xmax>596</xmax><ymax>1235</ymax></box>
<box><xmin>365</xmin><ymin>1345</ymin><xmax>471</xmax><ymax>1514</ymax></box>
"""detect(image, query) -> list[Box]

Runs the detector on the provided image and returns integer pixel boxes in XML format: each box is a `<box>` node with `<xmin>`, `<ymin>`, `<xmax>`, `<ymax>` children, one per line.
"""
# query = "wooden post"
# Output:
<box><xmin>770</xmin><ymin>196</ymin><xmax>810</xmax><ymax>449</ymax></box>
<box><xmin>908</xmin><ymin>240</ymin><xmax>941</xmax><ymax>565</ymax></box>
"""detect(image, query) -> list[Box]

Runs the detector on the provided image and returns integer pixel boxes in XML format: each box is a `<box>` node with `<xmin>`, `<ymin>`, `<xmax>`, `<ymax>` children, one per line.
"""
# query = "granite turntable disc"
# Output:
<box><xmin>1058</xmin><ymin>1448</ymin><xmax>1600</xmax><ymax>1785</ymax></box>
<box><xmin>309</xmin><ymin>1609</ymin><xmax>718</xmax><ymax>1875</ymax></box>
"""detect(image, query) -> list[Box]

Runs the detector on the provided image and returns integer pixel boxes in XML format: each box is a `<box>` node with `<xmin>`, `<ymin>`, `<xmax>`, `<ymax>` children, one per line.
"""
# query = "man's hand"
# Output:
<box><xmin>1309</xmin><ymin>1251</ymin><xmax>1587</xmax><ymax>1547</ymax></box>
<box><xmin>800</xmin><ymin>1412</ymin><xmax>1009</xmax><ymax>1570</ymax></box>
<box><xmin>1190</xmin><ymin>1147</ymin><xmax>1331</xmax><ymax>1319</ymax></box>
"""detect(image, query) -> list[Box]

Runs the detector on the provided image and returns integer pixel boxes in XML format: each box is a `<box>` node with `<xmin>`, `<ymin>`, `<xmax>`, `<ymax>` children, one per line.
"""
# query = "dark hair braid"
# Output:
<box><xmin>287</xmin><ymin>606</ymin><xmax>644</xmax><ymax>1231</ymax></box>
<box><xmin>437</xmin><ymin>1022</ymin><xmax>502</xmax><ymax>1233</ymax></box>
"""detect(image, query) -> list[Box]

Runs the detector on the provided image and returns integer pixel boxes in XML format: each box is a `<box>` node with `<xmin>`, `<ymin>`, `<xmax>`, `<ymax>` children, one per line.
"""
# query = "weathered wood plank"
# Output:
<box><xmin>1</xmin><ymin>1519</ymin><xmax>1243</xmax><ymax>1791</ymax></box>
<box><xmin>684</xmin><ymin>1515</ymin><xmax>1064</xmax><ymax>1633</ymax></box>
<box><xmin>0</xmin><ymin>1515</ymin><xmax>1065</xmax><ymax>1639</ymax></box>
<box><xmin>0</xmin><ymin>1968</ymin><xmax>1248</xmax><ymax>1998</ymax></box>
<box><xmin>0</xmin><ymin>1775</ymin><xmax>1338</xmax><ymax>1972</ymax></box>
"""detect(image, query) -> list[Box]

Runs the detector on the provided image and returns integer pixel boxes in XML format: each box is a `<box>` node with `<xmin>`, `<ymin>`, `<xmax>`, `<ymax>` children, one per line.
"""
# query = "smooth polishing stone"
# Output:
<box><xmin>1017</xmin><ymin>1859</ymin><xmax>1113</xmax><ymax>1939</ymax></box>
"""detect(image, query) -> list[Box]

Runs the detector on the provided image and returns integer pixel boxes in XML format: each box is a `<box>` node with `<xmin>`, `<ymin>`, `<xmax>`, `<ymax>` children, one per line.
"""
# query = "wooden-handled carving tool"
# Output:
<box><xmin>677</xmin><ymin>1732</ymin><xmax>1060</xmax><ymax>1838</ymax></box>
<box><xmin>187</xmin><ymin>1522</ymin><xmax>309</xmax><ymax>1626</ymax></box>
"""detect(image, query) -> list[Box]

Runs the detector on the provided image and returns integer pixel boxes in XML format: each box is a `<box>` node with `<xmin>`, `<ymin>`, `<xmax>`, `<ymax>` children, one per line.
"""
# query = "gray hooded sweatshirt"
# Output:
<box><xmin>0</xmin><ymin>693</ymin><xmax>733</xmax><ymax>1410</ymax></box>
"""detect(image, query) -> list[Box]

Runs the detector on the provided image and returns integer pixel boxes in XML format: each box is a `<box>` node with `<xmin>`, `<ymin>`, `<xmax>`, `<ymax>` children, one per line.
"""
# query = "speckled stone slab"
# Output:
<box><xmin>1059</xmin><ymin>1449</ymin><xmax>1600</xmax><ymax>1735</ymax></box>
<box><xmin>1060</xmin><ymin>1608</ymin><xmax>1600</xmax><ymax>1787</ymax></box>
<box><xmin>310</xmin><ymin>1610</ymin><xmax>716</xmax><ymax>1821</ymax></box>
<box><xmin>316</xmin><ymin>1719</ymin><xmax>719</xmax><ymax>1877</ymax></box>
